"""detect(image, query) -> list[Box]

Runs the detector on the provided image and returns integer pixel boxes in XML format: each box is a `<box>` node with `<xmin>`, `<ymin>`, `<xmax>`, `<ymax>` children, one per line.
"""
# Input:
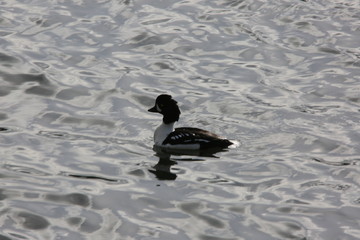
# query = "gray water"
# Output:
<box><xmin>1</xmin><ymin>0</ymin><xmax>360</xmax><ymax>239</ymax></box>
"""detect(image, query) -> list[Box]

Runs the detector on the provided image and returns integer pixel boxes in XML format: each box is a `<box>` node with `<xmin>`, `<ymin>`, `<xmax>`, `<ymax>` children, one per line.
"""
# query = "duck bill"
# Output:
<box><xmin>148</xmin><ymin>106</ymin><xmax>158</xmax><ymax>112</ymax></box>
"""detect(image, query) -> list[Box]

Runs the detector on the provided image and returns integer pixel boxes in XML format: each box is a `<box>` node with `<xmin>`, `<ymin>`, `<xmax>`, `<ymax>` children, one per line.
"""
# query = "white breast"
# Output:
<box><xmin>154</xmin><ymin>122</ymin><xmax>174</xmax><ymax>145</ymax></box>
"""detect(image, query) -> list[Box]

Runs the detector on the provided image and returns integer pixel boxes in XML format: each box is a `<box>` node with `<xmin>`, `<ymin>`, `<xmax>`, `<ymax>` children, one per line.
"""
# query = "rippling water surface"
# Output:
<box><xmin>1</xmin><ymin>0</ymin><xmax>360</xmax><ymax>239</ymax></box>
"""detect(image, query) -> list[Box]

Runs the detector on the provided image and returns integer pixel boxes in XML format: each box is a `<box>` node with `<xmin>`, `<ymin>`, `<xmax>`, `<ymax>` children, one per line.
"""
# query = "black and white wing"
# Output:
<box><xmin>162</xmin><ymin>127</ymin><xmax>232</xmax><ymax>148</ymax></box>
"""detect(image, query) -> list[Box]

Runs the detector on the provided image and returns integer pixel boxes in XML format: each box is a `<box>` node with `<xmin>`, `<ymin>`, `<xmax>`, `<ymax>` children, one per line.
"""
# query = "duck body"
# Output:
<box><xmin>149</xmin><ymin>94</ymin><xmax>233</xmax><ymax>150</ymax></box>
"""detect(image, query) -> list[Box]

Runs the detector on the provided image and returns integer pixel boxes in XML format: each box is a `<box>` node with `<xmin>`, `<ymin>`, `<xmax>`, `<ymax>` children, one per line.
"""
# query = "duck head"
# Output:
<box><xmin>148</xmin><ymin>94</ymin><xmax>181</xmax><ymax>124</ymax></box>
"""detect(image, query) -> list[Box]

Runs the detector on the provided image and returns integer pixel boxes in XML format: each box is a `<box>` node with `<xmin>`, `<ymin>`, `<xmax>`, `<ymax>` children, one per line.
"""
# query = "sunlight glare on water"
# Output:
<box><xmin>0</xmin><ymin>0</ymin><xmax>360</xmax><ymax>239</ymax></box>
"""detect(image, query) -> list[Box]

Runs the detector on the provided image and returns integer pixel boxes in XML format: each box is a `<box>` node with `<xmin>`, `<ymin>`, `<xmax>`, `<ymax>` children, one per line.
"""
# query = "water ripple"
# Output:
<box><xmin>0</xmin><ymin>0</ymin><xmax>359</xmax><ymax>239</ymax></box>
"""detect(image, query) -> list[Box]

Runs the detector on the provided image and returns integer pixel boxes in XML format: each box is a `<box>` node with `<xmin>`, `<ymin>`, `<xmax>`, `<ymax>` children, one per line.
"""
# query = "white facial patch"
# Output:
<box><xmin>156</xmin><ymin>104</ymin><xmax>162</xmax><ymax>112</ymax></box>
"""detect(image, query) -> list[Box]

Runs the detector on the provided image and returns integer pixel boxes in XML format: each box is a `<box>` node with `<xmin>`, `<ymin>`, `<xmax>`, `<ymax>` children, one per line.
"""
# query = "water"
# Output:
<box><xmin>0</xmin><ymin>0</ymin><xmax>359</xmax><ymax>239</ymax></box>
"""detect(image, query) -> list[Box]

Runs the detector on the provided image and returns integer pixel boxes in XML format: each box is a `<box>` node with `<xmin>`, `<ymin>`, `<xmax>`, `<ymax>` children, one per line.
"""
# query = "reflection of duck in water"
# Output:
<box><xmin>149</xmin><ymin>152</ymin><xmax>206</xmax><ymax>181</ymax></box>
<box><xmin>149</xmin><ymin>155</ymin><xmax>177</xmax><ymax>180</ymax></box>
<box><xmin>148</xmin><ymin>94</ymin><xmax>235</xmax><ymax>154</ymax></box>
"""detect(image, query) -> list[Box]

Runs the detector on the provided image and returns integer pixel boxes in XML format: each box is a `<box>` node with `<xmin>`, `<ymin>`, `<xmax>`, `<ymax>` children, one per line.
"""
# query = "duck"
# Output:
<box><xmin>148</xmin><ymin>94</ymin><xmax>234</xmax><ymax>150</ymax></box>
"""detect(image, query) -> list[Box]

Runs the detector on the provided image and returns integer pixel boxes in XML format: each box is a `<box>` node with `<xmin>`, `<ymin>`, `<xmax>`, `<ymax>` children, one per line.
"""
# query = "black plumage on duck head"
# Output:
<box><xmin>162</xmin><ymin>97</ymin><xmax>180</xmax><ymax>124</ymax></box>
<box><xmin>148</xmin><ymin>94</ymin><xmax>181</xmax><ymax>124</ymax></box>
